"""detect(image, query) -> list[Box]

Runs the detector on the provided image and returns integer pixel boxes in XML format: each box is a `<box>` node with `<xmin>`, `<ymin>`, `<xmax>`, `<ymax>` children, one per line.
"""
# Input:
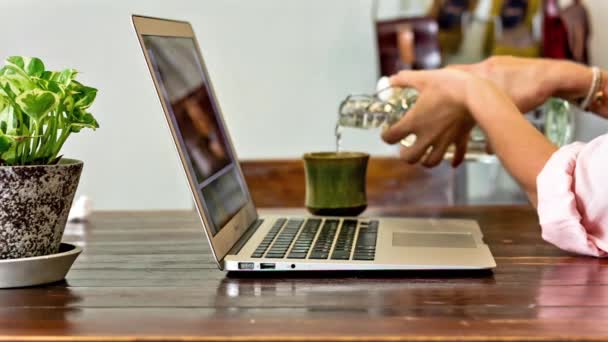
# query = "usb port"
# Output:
<box><xmin>260</xmin><ymin>263</ymin><xmax>276</xmax><ymax>270</ymax></box>
<box><xmin>238</xmin><ymin>262</ymin><xmax>254</xmax><ymax>270</ymax></box>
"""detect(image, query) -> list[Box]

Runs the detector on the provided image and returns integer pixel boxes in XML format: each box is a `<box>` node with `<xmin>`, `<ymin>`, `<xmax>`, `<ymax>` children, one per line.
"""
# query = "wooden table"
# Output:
<box><xmin>2</xmin><ymin>206</ymin><xmax>608</xmax><ymax>342</ymax></box>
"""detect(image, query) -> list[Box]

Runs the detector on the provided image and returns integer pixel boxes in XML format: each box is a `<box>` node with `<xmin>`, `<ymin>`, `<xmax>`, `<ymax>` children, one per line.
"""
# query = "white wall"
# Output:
<box><xmin>2</xmin><ymin>0</ymin><xmax>389</xmax><ymax>210</ymax></box>
<box><xmin>2</xmin><ymin>0</ymin><xmax>607</xmax><ymax>210</ymax></box>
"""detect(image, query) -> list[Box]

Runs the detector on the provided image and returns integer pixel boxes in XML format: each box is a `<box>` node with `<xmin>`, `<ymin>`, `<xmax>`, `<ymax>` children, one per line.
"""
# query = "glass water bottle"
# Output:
<box><xmin>336</xmin><ymin>79</ymin><xmax>575</xmax><ymax>157</ymax></box>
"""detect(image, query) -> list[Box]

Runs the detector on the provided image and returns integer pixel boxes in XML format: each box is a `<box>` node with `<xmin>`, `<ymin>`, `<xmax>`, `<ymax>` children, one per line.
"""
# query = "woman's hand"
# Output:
<box><xmin>382</xmin><ymin>67</ymin><xmax>559</xmax><ymax>205</ymax></box>
<box><xmin>381</xmin><ymin>68</ymin><xmax>476</xmax><ymax>168</ymax></box>
<box><xmin>453</xmin><ymin>56</ymin><xmax>594</xmax><ymax>114</ymax></box>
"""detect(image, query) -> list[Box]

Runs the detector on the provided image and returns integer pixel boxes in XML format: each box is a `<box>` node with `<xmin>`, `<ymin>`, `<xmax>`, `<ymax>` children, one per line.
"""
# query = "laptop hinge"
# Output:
<box><xmin>224</xmin><ymin>218</ymin><xmax>264</xmax><ymax>258</ymax></box>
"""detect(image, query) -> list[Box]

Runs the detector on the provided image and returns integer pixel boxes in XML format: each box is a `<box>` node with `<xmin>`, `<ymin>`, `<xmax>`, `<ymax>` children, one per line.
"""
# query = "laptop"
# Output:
<box><xmin>132</xmin><ymin>15</ymin><xmax>496</xmax><ymax>272</ymax></box>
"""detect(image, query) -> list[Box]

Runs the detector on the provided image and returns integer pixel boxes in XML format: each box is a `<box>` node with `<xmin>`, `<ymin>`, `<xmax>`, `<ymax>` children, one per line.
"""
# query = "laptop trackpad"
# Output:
<box><xmin>392</xmin><ymin>232</ymin><xmax>477</xmax><ymax>248</ymax></box>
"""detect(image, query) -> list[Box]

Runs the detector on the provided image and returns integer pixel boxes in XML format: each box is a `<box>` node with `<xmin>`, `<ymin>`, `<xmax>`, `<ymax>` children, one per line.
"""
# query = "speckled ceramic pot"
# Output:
<box><xmin>0</xmin><ymin>159</ymin><xmax>83</xmax><ymax>259</ymax></box>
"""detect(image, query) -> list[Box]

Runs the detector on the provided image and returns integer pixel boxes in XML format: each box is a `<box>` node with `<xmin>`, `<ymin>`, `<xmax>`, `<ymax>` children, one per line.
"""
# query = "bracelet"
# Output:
<box><xmin>580</xmin><ymin>66</ymin><xmax>602</xmax><ymax>111</ymax></box>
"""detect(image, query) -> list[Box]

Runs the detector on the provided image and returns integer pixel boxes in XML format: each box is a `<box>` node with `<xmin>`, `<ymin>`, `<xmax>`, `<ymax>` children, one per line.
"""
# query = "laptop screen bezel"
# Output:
<box><xmin>132</xmin><ymin>15</ymin><xmax>258</xmax><ymax>267</ymax></box>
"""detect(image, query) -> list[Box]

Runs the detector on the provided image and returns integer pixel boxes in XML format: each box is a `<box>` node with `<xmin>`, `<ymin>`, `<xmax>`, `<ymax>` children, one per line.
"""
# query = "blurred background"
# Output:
<box><xmin>2</xmin><ymin>0</ymin><xmax>604</xmax><ymax>210</ymax></box>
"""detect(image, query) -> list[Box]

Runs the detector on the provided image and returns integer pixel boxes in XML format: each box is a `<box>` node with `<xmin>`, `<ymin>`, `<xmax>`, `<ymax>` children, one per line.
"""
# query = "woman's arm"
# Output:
<box><xmin>385</xmin><ymin>68</ymin><xmax>608</xmax><ymax>257</ymax></box>
<box><xmin>461</xmin><ymin>56</ymin><xmax>608</xmax><ymax>118</ymax></box>
<box><xmin>463</xmin><ymin>77</ymin><xmax>558</xmax><ymax>206</ymax></box>
<box><xmin>383</xmin><ymin>69</ymin><xmax>557</xmax><ymax>205</ymax></box>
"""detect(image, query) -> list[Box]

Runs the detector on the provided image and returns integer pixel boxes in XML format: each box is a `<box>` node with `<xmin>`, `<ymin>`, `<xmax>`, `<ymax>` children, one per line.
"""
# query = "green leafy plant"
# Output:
<box><xmin>0</xmin><ymin>56</ymin><xmax>99</xmax><ymax>166</ymax></box>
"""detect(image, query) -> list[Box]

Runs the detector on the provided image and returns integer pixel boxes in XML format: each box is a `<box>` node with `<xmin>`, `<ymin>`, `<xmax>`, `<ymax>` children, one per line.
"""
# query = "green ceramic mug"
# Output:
<box><xmin>303</xmin><ymin>152</ymin><xmax>369</xmax><ymax>216</ymax></box>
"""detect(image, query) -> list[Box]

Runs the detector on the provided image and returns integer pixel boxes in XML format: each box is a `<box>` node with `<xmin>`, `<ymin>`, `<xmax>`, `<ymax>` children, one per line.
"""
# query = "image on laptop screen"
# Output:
<box><xmin>142</xmin><ymin>35</ymin><xmax>248</xmax><ymax>235</ymax></box>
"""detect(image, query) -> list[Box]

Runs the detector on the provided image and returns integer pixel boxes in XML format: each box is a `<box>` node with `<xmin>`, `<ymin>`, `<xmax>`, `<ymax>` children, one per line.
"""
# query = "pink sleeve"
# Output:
<box><xmin>537</xmin><ymin>133</ymin><xmax>608</xmax><ymax>257</ymax></box>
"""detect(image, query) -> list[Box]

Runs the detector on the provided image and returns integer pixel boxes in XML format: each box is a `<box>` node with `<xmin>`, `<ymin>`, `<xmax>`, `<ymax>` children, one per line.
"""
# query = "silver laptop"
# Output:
<box><xmin>132</xmin><ymin>15</ymin><xmax>496</xmax><ymax>272</ymax></box>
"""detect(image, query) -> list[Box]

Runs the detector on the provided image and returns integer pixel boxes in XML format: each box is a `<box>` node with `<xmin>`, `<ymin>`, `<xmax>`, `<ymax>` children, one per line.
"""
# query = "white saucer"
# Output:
<box><xmin>0</xmin><ymin>243</ymin><xmax>82</xmax><ymax>288</ymax></box>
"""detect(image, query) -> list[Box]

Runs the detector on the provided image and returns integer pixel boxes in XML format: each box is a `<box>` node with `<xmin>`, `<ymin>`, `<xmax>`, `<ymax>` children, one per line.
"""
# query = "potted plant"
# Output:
<box><xmin>0</xmin><ymin>56</ymin><xmax>99</xmax><ymax>259</ymax></box>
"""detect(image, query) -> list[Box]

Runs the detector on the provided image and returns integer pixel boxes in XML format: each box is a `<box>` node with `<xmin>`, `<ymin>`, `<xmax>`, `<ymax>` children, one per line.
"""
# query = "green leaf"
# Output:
<box><xmin>69</xmin><ymin>109</ymin><xmax>99</xmax><ymax>132</ymax></box>
<box><xmin>73</xmin><ymin>86</ymin><xmax>97</xmax><ymax>109</ymax></box>
<box><xmin>0</xmin><ymin>83</ymin><xmax>18</xmax><ymax>103</ymax></box>
<box><xmin>2</xmin><ymin>73</ymin><xmax>35</xmax><ymax>94</ymax></box>
<box><xmin>25</xmin><ymin>57</ymin><xmax>45</xmax><ymax>77</ymax></box>
<box><xmin>0</xmin><ymin>136</ymin><xmax>17</xmax><ymax>165</ymax></box>
<box><xmin>0</xmin><ymin>56</ymin><xmax>99</xmax><ymax>165</ymax></box>
<box><xmin>0</xmin><ymin>133</ymin><xmax>14</xmax><ymax>154</ymax></box>
<box><xmin>6</xmin><ymin>56</ymin><xmax>45</xmax><ymax>78</ymax></box>
<box><xmin>57</xmin><ymin>69</ymin><xmax>77</xmax><ymax>85</ymax></box>
<box><xmin>15</xmin><ymin>89</ymin><xmax>58</xmax><ymax>122</ymax></box>
<box><xmin>0</xmin><ymin>95</ymin><xmax>7</xmax><ymax>113</ymax></box>
<box><xmin>37</xmin><ymin>73</ymin><xmax>67</xmax><ymax>98</ymax></box>
<box><xmin>41</xmin><ymin>70</ymin><xmax>57</xmax><ymax>80</ymax></box>
<box><xmin>45</xmin><ymin>80</ymin><xmax>66</xmax><ymax>97</ymax></box>
<box><xmin>3</xmin><ymin>65</ymin><xmax>29</xmax><ymax>79</ymax></box>
<box><xmin>1</xmin><ymin>59</ymin><xmax>36</xmax><ymax>94</ymax></box>
<box><xmin>63</xmin><ymin>94</ymin><xmax>75</xmax><ymax>112</ymax></box>
<box><xmin>6</xmin><ymin>56</ymin><xmax>25</xmax><ymax>70</ymax></box>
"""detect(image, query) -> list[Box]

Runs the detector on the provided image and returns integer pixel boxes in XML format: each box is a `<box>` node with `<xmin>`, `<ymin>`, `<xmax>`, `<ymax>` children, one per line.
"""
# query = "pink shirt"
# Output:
<box><xmin>537</xmin><ymin>133</ymin><xmax>608</xmax><ymax>256</ymax></box>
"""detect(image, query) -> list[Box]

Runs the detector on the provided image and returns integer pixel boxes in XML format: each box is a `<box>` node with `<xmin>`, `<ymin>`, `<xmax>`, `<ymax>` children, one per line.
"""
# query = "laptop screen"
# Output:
<box><xmin>142</xmin><ymin>35</ymin><xmax>248</xmax><ymax>235</ymax></box>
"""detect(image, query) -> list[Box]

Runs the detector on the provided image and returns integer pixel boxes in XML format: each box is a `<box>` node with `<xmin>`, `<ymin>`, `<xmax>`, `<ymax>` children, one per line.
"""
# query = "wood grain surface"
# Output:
<box><xmin>241</xmin><ymin>158</ymin><xmax>461</xmax><ymax>207</ymax></box>
<box><xmin>240</xmin><ymin>158</ymin><xmax>526</xmax><ymax>208</ymax></box>
<box><xmin>1</xmin><ymin>205</ymin><xmax>607</xmax><ymax>342</ymax></box>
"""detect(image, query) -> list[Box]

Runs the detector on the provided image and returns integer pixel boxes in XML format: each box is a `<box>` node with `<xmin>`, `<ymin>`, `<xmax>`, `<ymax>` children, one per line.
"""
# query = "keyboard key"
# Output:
<box><xmin>265</xmin><ymin>218</ymin><xmax>304</xmax><ymax>258</ymax></box>
<box><xmin>331</xmin><ymin>251</ymin><xmax>350</xmax><ymax>260</ymax></box>
<box><xmin>251</xmin><ymin>218</ymin><xmax>287</xmax><ymax>258</ymax></box>
<box><xmin>330</xmin><ymin>220</ymin><xmax>357</xmax><ymax>260</ymax></box>
<box><xmin>357</xmin><ymin>233</ymin><xmax>376</xmax><ymax>246</ymax></box>
<box><xmin>353</xmin><ymin>255</ymin><xmax>375</xmax><ymax>261</ymax></box>
<box><xmin>308</xmin><ymin>252</ymin><xmax>326</xmax><ymax>259</ymax></box>
<box><xmin>287</xmin><ymin>219</ymin><xmax>321</xmax><ymax>259</ymax></box>
<box><xmin>353</xmin><ymin>220</ymin><xmax>378</xmax><ymax>261</ymax></box>
<box><xmin>266</xmin><ymin>254</ymin><xmax>285</xmax><ymax>259</ymax></box>
<box><xmin>368</xmin><ymin>220</ymin><xmax>379</xmax><ymax>232</ymax></box>
<box><xmin>309</xmin><ymin>219</ymin><xmax>339</xmax><ymax>259</ymax></box>
<box><xmin>287</xmin><ymin>252</ymin><xmax>307</xmax><ymax>259</ymax></box>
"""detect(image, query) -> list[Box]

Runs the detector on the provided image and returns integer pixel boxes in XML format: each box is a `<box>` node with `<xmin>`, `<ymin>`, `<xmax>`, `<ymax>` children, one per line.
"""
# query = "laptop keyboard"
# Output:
<box><xmin>353</xmin><ymin>220</ymin><xmax>378</xmax><ymax>260</ymax></box>
<box><xmin>288</xmin><ymin>219</ymin><xmax>322</xmax><ymax>259</ymax></box>
<box><xmin>250</xmin><ymin>218</ymin><xmax>286</xmax><ymax>258</ymax></box>
<box><xmin>330</xmin><ymin>219</ymin><xmax>357</xmax><ymax>260</ymax></box>
<box><xmin>308</xmin><ymin>219</ymin><xmax>339</xmax><ymax>259</ymax></box>
<box><xmin>251</xmin><ymin>218</ymin><xmax>378</xmax><ymax>261</ymax></box>
<box><xmin>264</xmin><ymin>219</ymin><xmax>304</xmax><ymax>259</ymax></box>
